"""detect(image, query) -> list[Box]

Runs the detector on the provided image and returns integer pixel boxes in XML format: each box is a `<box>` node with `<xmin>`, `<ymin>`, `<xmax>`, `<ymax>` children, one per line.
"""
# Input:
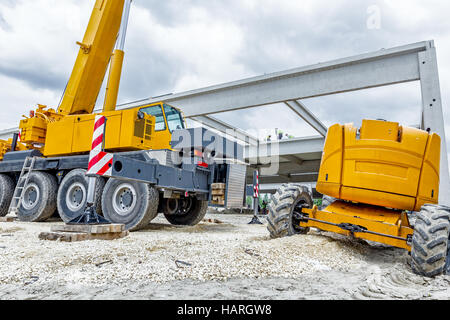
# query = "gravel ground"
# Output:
<box><xmin>0</xmin><ymin>213</ymin><xmax>449</xmax><ymax>300</ymax></box>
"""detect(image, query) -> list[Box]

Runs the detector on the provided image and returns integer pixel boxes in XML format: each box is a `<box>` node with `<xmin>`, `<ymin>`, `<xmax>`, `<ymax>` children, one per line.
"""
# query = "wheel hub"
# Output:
<box><xmin>66</xmin><ymin>182</ymin><xmax>86</xmax><ymax>212</ymax></box>
<box><xmin>166</xmin><ymin>198</ymin><xmax>180</xmax><ymax>215</ymax></box>
<box><xmin>112</xmin><ymin>184</ymin><xmax>137</xmax><ymax>216</ymax></box>
<box><xmin>22</xmin><ymin>183</ymin><xmax>40</xmax><ymax>210</ymax></box>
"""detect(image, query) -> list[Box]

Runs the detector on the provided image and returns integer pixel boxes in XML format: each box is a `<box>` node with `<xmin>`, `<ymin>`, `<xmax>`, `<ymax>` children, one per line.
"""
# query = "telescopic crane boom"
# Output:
<box><xmin>58</xmin><ymin>0</ymin><xmax>130</xmax><ymax>115</ymax></box>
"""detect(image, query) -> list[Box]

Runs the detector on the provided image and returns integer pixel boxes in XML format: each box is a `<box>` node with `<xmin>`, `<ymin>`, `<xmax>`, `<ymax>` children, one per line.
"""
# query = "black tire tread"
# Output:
<box><xmin>17</xmin><ymin>171</ymin><xmax>57</xmax><ymax>222</ymax></box>
<box><xmin>101</xmin><ymin>179</ymin><xmax>159</xmax><ymax>231</ymax></box>
<box><xmin>266</xmin><ymin>184</ymin><xmax>313</xmax><ymax>239</ymax></box>
<box><xmin>57</xmin><ymin>169</ymin><xmax>106</xmax><ymax>223</ymax></box>
<box><xmin>164</xmin><ymin>199</ymin><xmax>208</xmax><ymax>226</ymax></box>
<box><xmin>0</xmin><ymin>174</ymin><xmax>15</xmax><ymax>217</ymax></box>
<box><xmin>411</xmin><ymin>204</ymin><xmax>450</xmax><ymax>277</ymax></box>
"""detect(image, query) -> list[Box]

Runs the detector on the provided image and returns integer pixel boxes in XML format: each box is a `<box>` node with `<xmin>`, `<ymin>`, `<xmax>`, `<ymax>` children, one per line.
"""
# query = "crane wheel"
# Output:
<box><xmin>0</xmin><ymin>174</ymin><xmax>15</xmax><ymax>217</ymax></box>
<box><xmin>266</xmin><ymin>184</ymin><xmax>313</xmax><ymax>239</ymax></box>
<box><xmin>17</xmin><ymin>172</ymin><xmax>57</xmax><ymax>222</ymax></box>
<box><xmin>101</xmin><ymin>179</ymin><xmax>159</xmax><ymax>231</ymax></box>
<box><xmin>163</xmin><ymin>197</ymin><xmax>208</xmax><ymax>226</ymax></box>
<box><xmin>56</xmin><ymin>169</ymin><xmax>106</xmax><ymax>223</ymax></box>
<box><xmin>411</xmin><ymin>204</ymin><xmax>450</xmax><ymax>277</ymax></box>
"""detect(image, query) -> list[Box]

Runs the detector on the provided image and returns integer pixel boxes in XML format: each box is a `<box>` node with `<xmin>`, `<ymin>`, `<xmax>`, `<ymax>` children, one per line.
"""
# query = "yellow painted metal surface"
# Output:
<box><xmin>103</xmin><ymin>49</ymin><xmax>125</xmax><ymax>112</ymax></box>
<box><xmin>18</xmin><ymin>105</ymin><xmax>64</xmax><ymax>145</ymax></box>
<box><xmin>44</xmin><ymin>109</ymin><xmax>155</xmax><ymax>157</ymax></box>
<box><xmin>317</xmin><ymin>119</ymin><xmax>440</xmax><ymax>211</ymax></box>
<box><xmin>301</xmin><ymin>201</ymin><xmax>413</xmax><ymax>250</ymax></box>
<box><xmin>58</xmin><ymin>0</ymin><xmax>125</xmax><ymax>115</ymax></box>
<box><xmin>0</xmin><ymin>139</ymin><xmax>28</xmax><ymax>161</ymax></box>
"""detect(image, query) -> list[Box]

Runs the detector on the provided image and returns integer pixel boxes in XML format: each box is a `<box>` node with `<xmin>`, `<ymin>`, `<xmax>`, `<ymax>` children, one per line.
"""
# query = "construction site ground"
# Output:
<box><xmin>0</xmin><ymin>212</ymin><xmax>449</xmax><ymax>300</ymax></box>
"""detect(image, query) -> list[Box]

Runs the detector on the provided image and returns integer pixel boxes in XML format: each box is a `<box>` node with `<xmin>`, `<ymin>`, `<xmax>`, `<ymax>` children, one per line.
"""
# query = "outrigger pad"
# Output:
<box><xmin>249</xmin><ymin>215</ymin><xmax>263</xmax><ymax>225</ymax></box>
<box><xmin>67</xmin><ymin>205</ymin><xmax>111</xmax><ymax>225</ymax></box>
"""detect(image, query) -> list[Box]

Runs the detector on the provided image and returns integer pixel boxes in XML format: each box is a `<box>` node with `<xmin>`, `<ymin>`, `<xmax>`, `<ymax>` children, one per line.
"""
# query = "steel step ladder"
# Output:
<box><xmin>8</xmin><ymin>157</ymin><xmax>37</xmax><ymax>216</ymax></box>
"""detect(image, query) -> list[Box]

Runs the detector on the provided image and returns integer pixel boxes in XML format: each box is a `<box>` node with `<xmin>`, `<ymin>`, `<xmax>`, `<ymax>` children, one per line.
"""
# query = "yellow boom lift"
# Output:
<box><xmin>267</xmin><ymin>119</ymin><xmax>450</xmax><ymax>277</ymax></box>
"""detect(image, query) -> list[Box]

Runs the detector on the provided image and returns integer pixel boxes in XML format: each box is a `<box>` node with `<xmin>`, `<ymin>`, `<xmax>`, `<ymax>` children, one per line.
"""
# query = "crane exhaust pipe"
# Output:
<box><xmin>103</xmin><ymin>0</ymin><xmax>132</xmax><ymax>112</ymax></box>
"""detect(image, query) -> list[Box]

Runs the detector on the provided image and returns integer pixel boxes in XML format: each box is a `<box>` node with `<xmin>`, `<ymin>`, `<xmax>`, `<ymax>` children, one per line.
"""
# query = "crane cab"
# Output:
<box><xmin>29</xmin><ymin>102</ymin><xmax>186</xmax><ymax>158</ymax></box>
<box><xmin>139</xmin><ymin>102</ymin><xmax>187</xmax><ymax>150</ymax></box>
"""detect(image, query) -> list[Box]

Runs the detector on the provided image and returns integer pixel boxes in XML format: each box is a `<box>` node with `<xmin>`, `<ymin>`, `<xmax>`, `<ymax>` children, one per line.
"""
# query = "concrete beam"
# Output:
<box><xmin>191</xmin><ymin>115</ymin><xmax>259</xmax><ymax>146</ymax></box>
<box><xmin>251</xmin><ymin>173</ymin><xmax>319</xmax><ymax>185</ymax></box>
<box><xmin>245</xmin><ymin>136</ymin><xmax>325</xmax><ymax>163</ymax></box>
<box><xmin>0</xmin><ymin>128</ymin><xmax>18</xmax><ymax>140</ymax></box>
<box><xmin>418</xmin><ymin>43</ymin><xmax>450</xmax><ymax>205</ymax></box>
<box><xmin>247</xmin><ymin>160</ymin><xmax>321</xmax><ymax>177</ymax></box>
<box><xmin>285</xmin><ymin>100</ymin><xmax>328</xmax><ymax>136</ymax></box>
<box><xmin>119</xmin><ymin>41</ymin><xmax>429</xmax><ymax>117</ymax></box>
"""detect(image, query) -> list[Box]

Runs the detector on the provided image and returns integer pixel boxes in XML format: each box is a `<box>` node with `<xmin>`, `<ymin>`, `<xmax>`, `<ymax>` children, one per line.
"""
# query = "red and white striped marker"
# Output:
<box><xmin>253</xmin><ymin>172</ymin><xmax>259</xmax><ymax>198</ymax></box>
<box><xmin>87</xmin><ymin>116</ymin><xmax>113</xmax><ymax>177</ymax></box>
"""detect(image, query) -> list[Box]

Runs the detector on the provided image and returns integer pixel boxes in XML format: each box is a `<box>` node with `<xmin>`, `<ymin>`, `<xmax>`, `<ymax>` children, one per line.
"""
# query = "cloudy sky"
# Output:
<box><xmin>0</xmin><ymin>0</ymin><xmax>450</xmax><ymax>161</ymax></box>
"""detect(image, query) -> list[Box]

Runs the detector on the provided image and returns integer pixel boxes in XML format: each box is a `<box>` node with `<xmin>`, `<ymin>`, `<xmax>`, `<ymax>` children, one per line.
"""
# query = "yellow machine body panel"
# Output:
<box><xmin>302</xmin><ymin>201</ymin><xmax>413</xmax><ymax>250</ymax></box>
<box><xmin>44</xmin><ymin>108</ymin><xmax>155</xmax><ymax>157</ymax></box>
<box><xmin>317</xmin><ymin>119</ymin><xmax>441</xmax><ymax>211</ymax></box>
<box><xmin>58</xmin><ymin>0</ymin><xmax>125</xmax><ymax>115</ymax></box>
<box><xmin>0</xmin><ymin>139</ymin><xmax>29</xmax><ymax>161</ymax></box>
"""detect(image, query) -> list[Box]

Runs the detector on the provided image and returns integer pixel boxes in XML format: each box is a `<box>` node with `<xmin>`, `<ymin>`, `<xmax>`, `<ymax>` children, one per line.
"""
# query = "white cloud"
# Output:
<box><xmin>1</xmin><ymin>0</ymin><xmax>450</xmax><ymax>165</ymax></box>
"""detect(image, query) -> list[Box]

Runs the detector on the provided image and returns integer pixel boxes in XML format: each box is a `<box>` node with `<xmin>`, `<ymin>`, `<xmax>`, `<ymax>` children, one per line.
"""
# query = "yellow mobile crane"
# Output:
<box><xmin>267</xmin><ymin>119</ymin><xmax>450</xmax><ymax>277</ymax></box>
<box><xmin>0</xmin><ymin>0</ymin><xmax>246</xmax><ymax>230</ymax></box>
<box><xmin>17</xmin><ymin>0</ymin><xmax>177</xmax><ymax>156</ymax></box>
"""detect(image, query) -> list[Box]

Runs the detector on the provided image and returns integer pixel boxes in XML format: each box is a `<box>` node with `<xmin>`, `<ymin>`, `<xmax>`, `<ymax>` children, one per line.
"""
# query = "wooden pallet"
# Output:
<box><xmin>0</xmin><ymin>217</ymin><xmax>15</xmax><ymax>222</ymax></box>
<box><xmin>212</xmin><ymin>189</ymin><xmax>225</xmax><ymax>196</ymax></box>
<box><xmin>211</xmin><ymin>196</ymin><xmax>225</xmax><ymax>206</ymax></box>
<box><xmin>211</xmin><ymin>183</ymin><xmax>226</xmax><ymax>206</ymax></box>
<box><xmin>212</xmin><ymin>183</ymin><xmax>226</xmax><ymax>190</ymax></box>
<box><xmin>39</xmin><ymin>224</ymin><xmax>128</xmax><ymax>242</ymax></box>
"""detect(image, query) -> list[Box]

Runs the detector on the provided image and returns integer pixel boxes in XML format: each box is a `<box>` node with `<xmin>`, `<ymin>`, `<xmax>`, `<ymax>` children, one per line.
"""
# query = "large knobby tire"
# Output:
<box><xmin>57</xmin><ymin>169</ymin><xmax>106</xmax><ymax>223</ymax></box>
<box><xmin>163</xmin><ymin>197</ymin><xmax>208</xmax><ymax>226</ymax></box>
<box><xmin>0</xmin><ymin>174</ymin><xmax>15</xmax><ymax>217</ymax></box>
<box><xmin>267</xmin><ymin>184</ymin><xmax>313</xmax><ymax>239</ymax></box>
<box><xmin>321</xmin><ymin>195</ymin><xmax>336</xmax><ymax>210</ymax></box>
<box><xmin>411</xmin><ymin>204</ymin><xmax>450</xmax><ymax>277</ymax></box>
<box><xmin>17</xmin><ymin>171</ymin><xmax>57</xmax><ymax>222</ymax></box>
<box><xmin>101</xmin><ymin>179</ymin><xmax>159</xmax><ymax>231</ymax></box>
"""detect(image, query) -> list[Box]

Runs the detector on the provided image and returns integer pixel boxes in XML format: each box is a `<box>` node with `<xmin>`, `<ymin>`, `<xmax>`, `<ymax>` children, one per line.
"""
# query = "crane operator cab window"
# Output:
<box><xmin>164</xmin><ymin>104</ymin><xmax>185</xmax><ymax>132</ymax></box>
<box><xmin>141</xmin><ymin>104</ymin><xmax>166</xmax><ymax>131</ymax></box>
<box><xmin>139</xmin><ymin>103</ymin><xmax>186</xmax><ymax>150</ymax></box>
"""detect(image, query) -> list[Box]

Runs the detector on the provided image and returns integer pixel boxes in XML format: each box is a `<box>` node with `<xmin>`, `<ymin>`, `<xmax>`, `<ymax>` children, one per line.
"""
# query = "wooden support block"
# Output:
<box><xmin>212</xmin><ymin>183</ymin><xmax>226</xmax><ymax>190</ymax></box>
<box><xmin>39</xmin><ymin>232</ymin><xmax>89</xmax><ymax>242</ymax></box>
<box><xmin>39</xmin><ymin>231</ymin><xmax>129</xmax><ymax>242</ymax></box>
<box><xmin>211</xmin><ymin>197</ymin><xmax>225</xmax><ymax>206</ymax></box>
<box><xmin>0</xmin><ymin>217</ymin><xmax>15</xmax><ymax>222</ymax></box>
<box><xmin>212</xmin><ymin>189</ymin><xmax>225</xmax><ymax>196</ymax></box>
<box><xmin>51</xmin><ymin>224</ymin><xmax>125</xmax><ymax>234</ymax></box>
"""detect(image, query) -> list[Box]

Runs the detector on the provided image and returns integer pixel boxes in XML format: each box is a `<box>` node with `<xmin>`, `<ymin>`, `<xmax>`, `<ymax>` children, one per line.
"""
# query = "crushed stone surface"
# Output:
<box><xmin>0</xmin><ymin>213</ymin><xmax>449</xmax><ymax>300</ymax></box>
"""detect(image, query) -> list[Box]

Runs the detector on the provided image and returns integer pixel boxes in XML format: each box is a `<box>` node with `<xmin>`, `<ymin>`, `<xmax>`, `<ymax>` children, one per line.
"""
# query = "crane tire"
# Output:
<box><xmin>163</xmin><ymin>197</ymin><xmax>208</xmax><ymax>226</ymax></box>
<box><xmin>17</xmin><ymin>171</ymin><xmax>57</xmax><ymax>222</ymax></box>
<box><xmin>411</xmin><ymin>204</ymin><xmax>450</xmax><ymax>277</ymax></box>
<box><xmin>57</xmin><ymin>169</ymin><xmax>106</xmax><ymax>223</ymax></box>
<box><xmin>102</xmin><ymin>179</ymin><xmax>159</xmax><ymax>231</ymax></box>
<box><xmin>267</xmin><ymin>184</ymin><xmax>313</xmax><ymax>239</ymax></box>
<box><xmin>0</xmin><ymin>174</ymin><xmax>15</xmax><ymax>217</ymax></box>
